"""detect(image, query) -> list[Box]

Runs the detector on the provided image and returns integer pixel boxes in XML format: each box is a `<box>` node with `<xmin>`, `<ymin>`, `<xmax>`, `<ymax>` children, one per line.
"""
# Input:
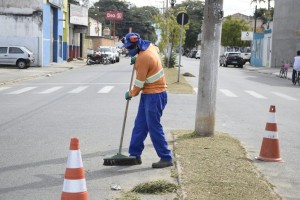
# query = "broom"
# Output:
<box><xmin>103</xmin><ymin>63</ymin><xmax>139</xmax><ymax>166</ymax></box>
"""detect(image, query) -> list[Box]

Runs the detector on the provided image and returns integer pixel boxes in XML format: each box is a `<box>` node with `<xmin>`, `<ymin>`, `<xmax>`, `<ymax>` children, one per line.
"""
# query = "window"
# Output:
<box><xmin>0</xmin><ymin>47</ymin><xmax>8</xmax><ymax>54</ymax></box>
<box><xmin>9</xmin><ymin>47</ymin><xmax>24</xmax><ymax>54</ymax></box>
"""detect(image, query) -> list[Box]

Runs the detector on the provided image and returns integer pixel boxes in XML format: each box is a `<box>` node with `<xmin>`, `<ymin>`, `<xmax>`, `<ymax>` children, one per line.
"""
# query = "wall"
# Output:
<box><xmin>262</xmin><ymin>33</ymin><xmax>272</xmax><ymax>67</ymax></box>
<box><xmin>251</xmin><ymin>33</ymin><xmax>264</xmax><ymax>67</ymax></box>
<box><xmin>271</xmin><ymin>0</ymin><xmax>300</xmax><ymax>67</ymax></box>
<box><xmin>0</xmin><ymin>0</ymin><xmax>43</xmax><ymax>66</ymax></box>
<box><xmin>86</xmin><ymin>37</ymin><xmax>115</xmax><ymax>51</ymax></box>
<box><xmin>42</xmin><ymin>3</ymin><xmax>64</xmax><ymax>66</ymax></box>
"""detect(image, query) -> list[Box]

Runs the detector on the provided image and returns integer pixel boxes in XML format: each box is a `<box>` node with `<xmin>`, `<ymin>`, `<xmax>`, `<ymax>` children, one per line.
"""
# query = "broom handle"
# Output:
<box><xmin>118</xmin><ymin>64</ymin><xmax>135</xmax><ymax>154</ymax></box>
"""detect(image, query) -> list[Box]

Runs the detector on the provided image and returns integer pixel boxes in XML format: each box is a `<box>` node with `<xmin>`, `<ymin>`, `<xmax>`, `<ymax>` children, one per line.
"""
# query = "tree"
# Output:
<box><xmin>175</xmin><ymin>0</ymin><xmax>204</xmax><ymax>50</ymax></box>
<box><xmin>221</xmin><ymin>16</ymin><xmax>251</xmax><ymax>48</ymax></box>
<box><xmin>88</xmin><ymin>1</ymin><xmax>158</xmax><ymax>41</ymax></box>
<box><xmin>154</xmin><ymin>8</ymin><xmax>189</xmax><ymax>67</ymax></box>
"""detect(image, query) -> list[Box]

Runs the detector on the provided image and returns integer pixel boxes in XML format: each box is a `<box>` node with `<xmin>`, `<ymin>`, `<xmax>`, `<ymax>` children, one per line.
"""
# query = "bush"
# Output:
<box><xmin>162</xmin><ymin>51</ymin><xmax>177</xmax><ymax>68</ymax></box>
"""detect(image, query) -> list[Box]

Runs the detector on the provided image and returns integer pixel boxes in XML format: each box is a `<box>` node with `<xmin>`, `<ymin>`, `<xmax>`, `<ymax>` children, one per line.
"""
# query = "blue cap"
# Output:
<box><xmin>122</xmin><ymin>33</ymin><xmax>140</xmax><ymax>48</ymax></box>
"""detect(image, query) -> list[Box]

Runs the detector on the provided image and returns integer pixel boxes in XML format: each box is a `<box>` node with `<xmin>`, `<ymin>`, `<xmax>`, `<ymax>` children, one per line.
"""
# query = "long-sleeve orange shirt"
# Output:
<box><xmin>129</xmin><ymin>44</ymin><xmax>167</xmax><ymax>97</ymax></box>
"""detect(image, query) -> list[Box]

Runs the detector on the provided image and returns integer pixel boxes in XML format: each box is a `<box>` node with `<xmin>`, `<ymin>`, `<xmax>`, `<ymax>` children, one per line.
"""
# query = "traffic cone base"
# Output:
<box><xmin>61</xmin><ymin>191</ymin><xmax>88</xmax><ymax>200</ymax></box>
<box><xmin>257</xmin><ymin>138</ymin><xmax>283</xmax><ymax>162</ymax></box>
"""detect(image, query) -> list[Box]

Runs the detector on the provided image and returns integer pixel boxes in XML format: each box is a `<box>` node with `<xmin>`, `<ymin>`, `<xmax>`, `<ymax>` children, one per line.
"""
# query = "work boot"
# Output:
<box><xmin>152</xmin><ymin>160</ymin><xmax>173</xmax><ymax>168</ymax></box>
<box><xmin>135</xmin><ymin>156</ymin><xmax>142</xmax><ymax>165</ymax></box>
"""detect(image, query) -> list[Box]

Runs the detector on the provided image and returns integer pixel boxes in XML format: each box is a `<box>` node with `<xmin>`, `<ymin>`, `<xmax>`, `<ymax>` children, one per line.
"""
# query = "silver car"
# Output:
<box><xmin>96</xmin><ymin>46</ymin><xmax>116</xmax><ymax>64</ymax></box>
<box><xmin>0</xmin><ymin>46</ymin><xmax>35</xmax><ymax>69</ymax></box>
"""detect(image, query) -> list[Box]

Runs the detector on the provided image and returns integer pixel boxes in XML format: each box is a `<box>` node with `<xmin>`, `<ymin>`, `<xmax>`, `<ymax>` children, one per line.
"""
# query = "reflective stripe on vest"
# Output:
<box><xmin>134</xmin><ymin>69</ymin><xmax>165</xmax><ymax>88</ymax></box>
<box><xmin>134</xmin><ymin>79</ymin><xmax>145</xmax><ymax>88</ymax></box>
<box><xmin>145</xmin><ymin>69</ymin><xmax>164</xmax><ymax>83</ymax></box>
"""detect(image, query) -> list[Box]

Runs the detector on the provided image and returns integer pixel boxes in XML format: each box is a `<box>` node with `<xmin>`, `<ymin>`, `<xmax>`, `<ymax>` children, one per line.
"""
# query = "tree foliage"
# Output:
<box><xmin>174</xmin><ymin>0</ymin><xmax>204</xmax><ymax>49</ymax></box>
<box><xmin>221</xmin><ymin>17</ymin><xmax>251</xmax><ymax>48</ymax></box>
<box><xmin>88</xmin><ymin>0</ymin><xmax>158</xmax><ymax>42</ymax></box>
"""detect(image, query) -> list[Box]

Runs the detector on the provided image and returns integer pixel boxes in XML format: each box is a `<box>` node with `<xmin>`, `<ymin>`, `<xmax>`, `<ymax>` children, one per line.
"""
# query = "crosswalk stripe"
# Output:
<box><xmin>68</xmin><ymin>86</ymin><xmax>89</xmax><ymax>93</ymax></box>
<box><xmin>0</xmin><ymin>87</ymin><xmax>10</xmax><ymax>92</ymax></box>
<box><xmin>219</xmin><ymin>89</ymin><xmax>238</xmax><ymax>97</ymax></box>
<box><xmin>271</xmin><ymin>92</ymin><xmax>298</xmax><ymax>101</ymax></box>
<box><xmin>39</xmin><ymin>86</ymin><xmax>63</xmax><ymax>94</ymax></box>
<box><xmin>8</xmin><ymin>87</ymin><xmax>37</xmax><ymax>94</ymax></box>
<box><xmin>245</xmin><ymin>90</ymin><xmax>267</xmax><ymax>99</ymax></box>
<box><xmin>97</xmin><ymin>86</ymin><xmax>114</xmax><ymax>93</ymax></box>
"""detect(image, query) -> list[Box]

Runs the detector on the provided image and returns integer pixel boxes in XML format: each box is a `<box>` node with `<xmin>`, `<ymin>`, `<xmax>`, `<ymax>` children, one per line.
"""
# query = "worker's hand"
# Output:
<box><xmin>125</xmin><ymin>91</ymin><xmax>132</xmax><ymax>100</ymax></box>
<box><xmin>130</xmin><ymin>55</ymin><xmax>137</xmax><ymax>65</ymax></box>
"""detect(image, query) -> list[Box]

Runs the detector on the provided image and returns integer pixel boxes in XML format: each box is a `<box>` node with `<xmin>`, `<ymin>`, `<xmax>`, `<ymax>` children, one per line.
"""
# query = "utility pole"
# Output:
<box><xmin>194</xmin><ymin>0</ymin><xmax>223</xmax><ymax>136</ymax></box>
<box><xmin>254</xmin><ymin>5</ymin><xmax>257</xmax><ymax>33</ymax></box>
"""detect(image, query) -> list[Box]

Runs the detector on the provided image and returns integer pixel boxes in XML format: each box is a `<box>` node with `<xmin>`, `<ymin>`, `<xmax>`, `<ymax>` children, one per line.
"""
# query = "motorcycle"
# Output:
<box><xmin>100</xmin><ymin>54</ymin><xmax>109</xmax><ymax>65</ymax></box>
<box><xmin>87</xmin><ymin>52</ymin><xmax>102</xmax><ymax>65</ymax></box>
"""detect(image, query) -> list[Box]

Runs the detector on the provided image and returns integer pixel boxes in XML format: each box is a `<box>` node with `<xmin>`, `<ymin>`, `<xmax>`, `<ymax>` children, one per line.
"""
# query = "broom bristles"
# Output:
<box><xmin>103</xmin><ymin>154</ymin><xmax>139</xmax><ymax>166</ymax></box>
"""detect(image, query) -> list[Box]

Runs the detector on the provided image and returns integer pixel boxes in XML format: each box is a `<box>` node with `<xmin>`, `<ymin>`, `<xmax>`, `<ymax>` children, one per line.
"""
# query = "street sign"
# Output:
<box><xmin>105</xmin><ymin>11</ymin><xmax>123</xmax><ymax>21</ymax></box>
<box><xmin>241</xmin><ymin>31</ymin><xmax>253</xmax><ymax>41</ymax></box>
<box><xmin>176</xmin><ymin>12</ymin><xmax>189</xmax><ymax>25</ymax></box>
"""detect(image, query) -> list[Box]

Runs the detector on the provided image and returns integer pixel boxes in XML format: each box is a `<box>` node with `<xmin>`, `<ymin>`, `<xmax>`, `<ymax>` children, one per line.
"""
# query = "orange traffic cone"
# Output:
<box><xmin>257</xmin><ymin>105</ymin><xmax>283</xmax><ymax>162</ymax></box>
<box><xmin>61</xmin><ymin>138</ymin><xmax>88</xmax><ymax>200</ymax></box>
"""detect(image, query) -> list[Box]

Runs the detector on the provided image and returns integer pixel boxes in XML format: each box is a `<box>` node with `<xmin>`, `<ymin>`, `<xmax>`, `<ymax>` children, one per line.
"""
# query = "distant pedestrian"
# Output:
<box><xmin>121</xmin><ymin>32</ymin><xmax>173</xmax><ymax>168</ymax></box>
<box><xmin>292</xmin><ymin>50</ymin><xmax>300</xmax><ymax>84</ymax></box>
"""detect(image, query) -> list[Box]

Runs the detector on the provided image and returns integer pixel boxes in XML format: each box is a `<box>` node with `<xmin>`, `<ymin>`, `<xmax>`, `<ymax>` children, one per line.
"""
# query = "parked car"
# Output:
<box><xmin>96</xmin><ymin>46</ymin><xmax>116</xmax><ymax>63</ymax></box>
<box><xmin>111</xmin><ymin>47</ymin><xmax>120</xmax><ymax>62</ymax></box>
<box><xmin>240</xmin><ymin>52</ymin><xmax>251</xmax><ymax>64</ymax></box>
<box><xmin>188</xmin><ymin>50</ymin><xmax>197</xmax><ymax>58</ymax></box>
<box><xmin>195</xmin><ymin>50</ymin><xmax>201</xmax><ymax>59</ymax></box>
<box><xmin>0</xmin><ymin>46</ymin><xmax>34</xmax><ymax>69</ymax></box>
<box><xmin>219</xmin><ymin>52</ymin><xmax>244</xmax><ymax>68</ymax></box>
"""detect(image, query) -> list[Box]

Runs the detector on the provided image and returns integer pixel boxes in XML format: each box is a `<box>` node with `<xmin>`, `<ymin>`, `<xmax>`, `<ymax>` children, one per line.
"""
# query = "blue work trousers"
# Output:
<box><xmin>129</xmin><ymin>91</ymin><xmax>172</xmax><ymax>161</ymax></box>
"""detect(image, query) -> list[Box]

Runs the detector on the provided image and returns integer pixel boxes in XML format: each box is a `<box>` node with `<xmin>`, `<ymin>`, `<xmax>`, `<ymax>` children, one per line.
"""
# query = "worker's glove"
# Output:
<box><xmin>130</xmin><ymin>55</ymin><xmax>137</xmax><ymax>65</ymax></box>
<box><xmin>125</xmin><ymin>91</ymin><xmax>132</xmax><ymax>100</ymax></box>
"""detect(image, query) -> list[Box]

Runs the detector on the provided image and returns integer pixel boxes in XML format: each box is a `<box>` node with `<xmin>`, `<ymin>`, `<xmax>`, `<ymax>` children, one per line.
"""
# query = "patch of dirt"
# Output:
<box><xmin>164</xmin><ymin>67</ymin><xmax>194</xmax><ymax>94</ymax></box>
<box><xmin>172</xmin><ymin>130</ymin><xmax>282</xmax><ymax>200</ymax></box>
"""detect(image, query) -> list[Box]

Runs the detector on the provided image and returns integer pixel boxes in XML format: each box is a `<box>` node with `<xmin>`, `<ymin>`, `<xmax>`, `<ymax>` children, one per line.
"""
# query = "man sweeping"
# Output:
<box><xmin>122</xmin><ymin>32</ymin><xmax>173</xmax><ymax>168</ymax></box>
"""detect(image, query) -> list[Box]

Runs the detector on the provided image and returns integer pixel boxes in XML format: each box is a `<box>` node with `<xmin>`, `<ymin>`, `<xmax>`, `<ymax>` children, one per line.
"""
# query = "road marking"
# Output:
<box><xmin>39</xmin><ymin>86</ymin><xmax>63</xmax><ymax>94</ymax></box>
<box><xmin>245</xmin><ymin>90</ymin><xmax>267</xmax><ymax>99</ymax></box>
<box><xmin>271</xmin><ymin>92</ymin><xmax>298</xmax><ymax>101</ymax></box>
<box><xmin>97</xmin><ymin>86</ymin><xmax>114</xmax><ymax>93</ymax></box>
<box><xmin>8</xmin><ymin>87</ymin><xmax>37</xmax><ymax>94</ymax></box>
<box><xmin>0</xmin><ymin>87</ymin><xmax>10</xmax><ymax>92</ymax></box>
<box><xmin>68</xmin><ymin>86</ymin><xmax>89</xmax><ymax>93</ymax></box>
<box><xmin>219</xmin><ymin>89</ymin><xmax>238</xmax><ymax>97</ymax></box>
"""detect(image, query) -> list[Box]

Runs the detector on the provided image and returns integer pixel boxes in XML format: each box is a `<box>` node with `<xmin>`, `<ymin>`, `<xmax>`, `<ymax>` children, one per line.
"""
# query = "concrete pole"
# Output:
<box><xmin>194</xmin><ymin>0</ymin><xmax>223</xmax><ymax>136</ymax></box>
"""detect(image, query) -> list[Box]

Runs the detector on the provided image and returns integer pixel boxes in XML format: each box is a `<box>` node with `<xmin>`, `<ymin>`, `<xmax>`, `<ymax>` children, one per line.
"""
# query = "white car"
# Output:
<box><xmin>0</xmin><ymin>46</ymin><xmax>34</xmax><ymax>69</ymax></box>
<box><xmin>111</xmin><ymin>47</ymin><xmax>120</xmax><ymax>62</ymax></box>
<box><xmin>195</xmin><ymin>50</ymin><xmax>201</xmax><ymax>59</ymax></box>
<box><xmin>240</xmin><ymin>52</ymin><xmax>251</xmax><ymax>64</ymax></box>
<box><xmin>96</xmin><ymin>46</ymin><xmax>116</xmax><ymax>63</ymax></box>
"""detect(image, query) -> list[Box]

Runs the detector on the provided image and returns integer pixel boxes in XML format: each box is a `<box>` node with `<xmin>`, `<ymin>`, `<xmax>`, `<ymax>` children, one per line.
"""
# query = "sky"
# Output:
<box><xmin>126</xmin><ymin>0</ymin><xmax>274</xmax><ymax>16</ymax></box>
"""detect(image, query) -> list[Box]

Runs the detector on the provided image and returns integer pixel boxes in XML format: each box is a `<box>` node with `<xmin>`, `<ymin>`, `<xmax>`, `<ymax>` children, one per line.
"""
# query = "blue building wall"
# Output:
<box><xmin>251</xmin><ymin>33</ymin><xmax>264</xmax><ymax>67</ymax></box>
<box><xmin>43</xmin><ymin>3</ymin><xmax>64</xmax><ymax>66</ymax></box>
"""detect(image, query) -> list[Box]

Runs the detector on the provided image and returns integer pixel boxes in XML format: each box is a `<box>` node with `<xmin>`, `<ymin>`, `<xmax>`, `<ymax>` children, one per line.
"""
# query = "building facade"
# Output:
<box><xmin>271</xmin><ymin>0</ymin><xmax>300</xmax><ymax>67</ymax></box>
<box><xmin>0</xmin><ymin>0</ymin><xmax>89</xmax><ymax>66</ymax></box>
<box><xmin>0</xmin><ymin>0</ymin><xmax>43</xmax><ymax>66</ymax></box>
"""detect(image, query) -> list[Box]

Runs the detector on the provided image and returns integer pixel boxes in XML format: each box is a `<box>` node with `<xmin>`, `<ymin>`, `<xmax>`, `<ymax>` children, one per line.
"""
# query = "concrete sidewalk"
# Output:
<box><xmin>0</xmin><ymin>59</ymin><xmax>87</xmax><ymax>85</ymax></box>
<box><xmin>243</xmin><ymin>64</ymin><xmax>293</xmax><ymax>80</ymax></box>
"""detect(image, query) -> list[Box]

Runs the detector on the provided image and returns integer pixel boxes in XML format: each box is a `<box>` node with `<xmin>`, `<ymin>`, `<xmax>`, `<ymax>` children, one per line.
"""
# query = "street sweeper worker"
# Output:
<box><xmin>121</xmin><ymin>32</ymin><xmax>173</xmax><ymax>168</ymax></box>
